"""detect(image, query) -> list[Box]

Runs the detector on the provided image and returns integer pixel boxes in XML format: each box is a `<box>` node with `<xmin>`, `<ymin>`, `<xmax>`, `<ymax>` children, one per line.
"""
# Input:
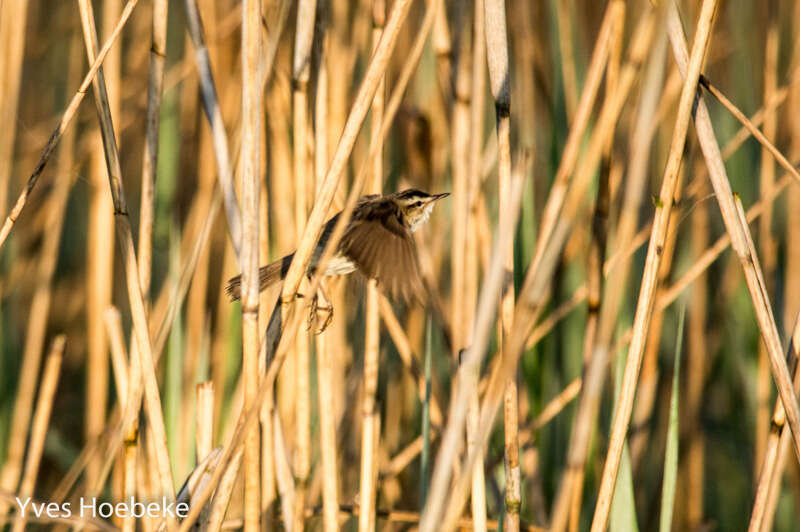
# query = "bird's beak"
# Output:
<box><xmin>431</xmin><ymin>192</ymin><xmax>450</xmax><ymax>202</ymax></box>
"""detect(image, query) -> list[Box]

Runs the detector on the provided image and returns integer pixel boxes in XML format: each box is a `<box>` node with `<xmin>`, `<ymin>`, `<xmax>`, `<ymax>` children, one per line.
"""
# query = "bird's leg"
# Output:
<box><xmin>308</xmin><ymin>279</ymin><xmax>334</xmax><ymax>334</ymax></box>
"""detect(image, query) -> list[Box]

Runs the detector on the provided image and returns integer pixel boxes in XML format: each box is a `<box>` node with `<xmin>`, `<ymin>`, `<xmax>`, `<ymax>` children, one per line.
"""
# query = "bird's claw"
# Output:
<box><xmin>307</xmin><ymin>295</ymin><xmax>334</xmax><ymax>334</ymax></box>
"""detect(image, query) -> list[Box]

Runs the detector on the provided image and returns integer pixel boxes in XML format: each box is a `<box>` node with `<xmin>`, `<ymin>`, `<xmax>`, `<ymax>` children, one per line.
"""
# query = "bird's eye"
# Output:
<box><xmin>414</xmin><ymin>201</ymin><xmax>423</xmax><ymax>207</ymax></box>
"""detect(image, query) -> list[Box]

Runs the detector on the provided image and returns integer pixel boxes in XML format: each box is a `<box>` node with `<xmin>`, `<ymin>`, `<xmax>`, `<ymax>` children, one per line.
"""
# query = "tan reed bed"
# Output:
<box><xmin>7</xmin><ymin>1</ymin><xmax>800</xmax><ymax>531</ymax></box>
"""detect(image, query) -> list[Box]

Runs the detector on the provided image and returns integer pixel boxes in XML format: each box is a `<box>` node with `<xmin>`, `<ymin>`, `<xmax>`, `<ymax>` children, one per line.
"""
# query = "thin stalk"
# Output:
<box><xmin>461</xmin><ymin>0</ymin><xmax>489</xmax><ymax>528</ymax></box>
<box><xmin>421</xmin><ymin>313</ymin><xmax>433</xmax><ymax>506</ymax></box>
<box><xmin>204</xmin><ymin>450</ymin><xmax>243</xmax><ymax>532</ymax></box>
<box><xmin>483</xmin><ymin>0</ymin><xmax>520</xmax><ymax>527</ymax></box>
<box><xmin>359</xmin><ymin>2</ymin><xmax>384</xmax><ymax>530</ymax></box>
<box><xmin>196</xmin><ymin>382</ymin><xmax>214</xmax><ymax>462</ymax></box>
<box><xmin>240</xmin><ymin>0</ymin><xmax>262</xmax><ymax>528</ymax></box>
<box><xmin>312</xmin><ymin>9</ymin><xmax>339</xmax><ymax>531</ymax></box>
<box><xmin>786</xmin><ymin>0</ymin><xmax>800</xmax><ymax>346</ymax></box>
<box><xmin>754</xmin><ymin>0</ymin><xmax>780</xmax><ymax>478</ymax></box>
<box><xmin>290</xmin><ymin>0</ymin><xmax>317</xmax><ymax>528</ymax></box>
<box><xmin>555</xmin><ymin>0</ymin><xmax>577</xmax><ymax>120</ymax></box>
<box><xmin>684</xmin><ymin>171</ymin><xmax>708</xmax><ymax>530</ymax></box>
<box><xmin>0</xmin><ymin>0</ymin><xmax>29</xmax><ymax>233</ymax></box>
<box><xmin>451</xmin><ymin>0</ymin><xmax>474</xmax><ymax>363</ymax></box>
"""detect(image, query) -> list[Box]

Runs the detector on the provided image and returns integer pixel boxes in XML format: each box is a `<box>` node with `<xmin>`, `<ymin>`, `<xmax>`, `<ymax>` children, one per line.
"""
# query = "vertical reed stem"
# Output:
<box><xmin>241</xmin><ymin>0</ymin><xmax>263</xmax><ymax>528</ymax></box>
<box><xmin>359</xmin><ymin>3</ymin><xmax>385</xmax><ymax>529</ymax></box>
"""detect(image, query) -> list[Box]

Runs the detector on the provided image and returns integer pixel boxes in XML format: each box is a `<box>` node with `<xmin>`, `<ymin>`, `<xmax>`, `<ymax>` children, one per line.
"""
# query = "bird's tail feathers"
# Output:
<box><xmin>225</xmin><ymin>253</ymin><xmax>295</xmax><ymax>301</ymax></box>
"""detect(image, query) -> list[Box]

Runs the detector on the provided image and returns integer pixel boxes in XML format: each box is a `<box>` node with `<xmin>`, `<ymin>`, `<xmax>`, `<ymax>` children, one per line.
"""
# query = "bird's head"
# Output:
<box><xmin>392</xmin><ymin>189</ymin><xmax>450</xmax><ymax>232</ymax></box>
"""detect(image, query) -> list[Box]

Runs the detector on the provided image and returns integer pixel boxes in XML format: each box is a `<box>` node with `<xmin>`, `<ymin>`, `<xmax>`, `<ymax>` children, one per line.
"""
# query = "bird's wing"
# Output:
<box><xmin>340</xmin><ymin>199</ymin><xmax>424</xmax><ymax>301</ymax></box>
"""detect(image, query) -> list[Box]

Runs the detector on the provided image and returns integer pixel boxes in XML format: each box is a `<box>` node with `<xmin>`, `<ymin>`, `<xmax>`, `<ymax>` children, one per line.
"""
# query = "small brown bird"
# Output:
<box><xmin>226</xmin><ymin>189</ymin><xmax>449</xmax><ymax>301</ymax></box>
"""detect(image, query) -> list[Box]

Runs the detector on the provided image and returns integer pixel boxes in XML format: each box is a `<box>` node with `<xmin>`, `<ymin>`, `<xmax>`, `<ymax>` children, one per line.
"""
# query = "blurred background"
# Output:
<box><xmin>0</xmin><ymin>0</ymin><xmax>799</xmax><ymax>530</ymax></box>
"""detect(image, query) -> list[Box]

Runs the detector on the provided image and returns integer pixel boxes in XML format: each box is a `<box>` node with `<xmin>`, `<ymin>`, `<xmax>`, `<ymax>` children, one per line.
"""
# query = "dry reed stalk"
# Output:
<box><xmin>420</xmin><ymin>157</ymin><xmax>527</xmax><ymax>532</ymax></box>
<box><xmin>0</xmin><ymin>30</ymin><xmax>79</xmax><ymax>511</ymax></box>
<box><xmin>78</xmin><ymin>0</ymin><xmax>176</xmax><ymax>506</ymax></box>
<box><xmin>698</xmin><ymin>78</ymin><xmax>800</xmax><ymax>185</ymax></box>
<box><xmin>754</xmin><ymin>0</ymin><xmax>780</xmax><ymax>478</ymax></box>
<box><xmin>667</xmin><ymin>0</ymin><xmax>800</xmax><ymax>465</ymax></box>
<box><xmin>240</xmin><ymin>0</ymin><xmax>262</xmax><ymax>528</ymax></box>
<box><xmin>313</xmin><ymin>16</ymin><xmax>340</xmax><ymax>532</ymax></box>
<box><xmin>462</xmin><ymin>355</ymin><xmax>487</xmax><ymax>532</ymax></box>
<box><xmin>279</xmin><ymin>0</ymin><xmax>413</xmax><ymax>305</ymax></box>
<box><xmin>0</xmin><ymin>0</ymin><xmax>139</xmax><ymax>251</ymax></box>
<box><xmin>136</xmin><ymin>0</ymin><xmax>166</xmax><ymax>304</ymax></box>
<box><xmin>589</xmin><ymin>3</ymin><xmax>717</xmax><ymax>528</ymax></box>
<box><xmin>204</xmin><ymin>449</ymin><xmax>243</xmax><ymax>532</ymax></box>
<box><xmin>104</xmin><ymin>308</ymin><xmax>130</xmax><ymax>402</ymax></box>
<box><xmin>464</xmin><ymin>0</ymin><xmax>484</xmax><ymax>351</ymax></box>
<box><xmin>431</xmin><ymin>0</ymin><xmax>452</xmax><ymax>104</ymax></box>
<box><xmin>358</xmin><ymin>2</ymin><xmax>385</xmax><ymax>530</ymax></box>
<box><xmin>315</xmin><ymin>327</ymin><xmax>340</xmax><ymax>532</ymax></box>
<box><xmin>483</xmin><ymin>0</ymin><xmax>519</xmax><ymax>527</ymax></box>
<box><xmin>85</xmin><ymin>137</ymin><xmax>115</xmax><ymax>488</ymax></box>
<box><xmin>184</xmin><ymin>0</ymin><xmax>242</xmax><ymax>255</ymax></box>
<box><xmin>88</xmin><ymin>0</ymin><xmax>123</xmax><ymax>489</ymax></box>
<box><xmin>265</xmin><ymin>75</ymin><xmax>297</xmax><ymax>439</ymax></box>
<box><xmin>369</xmin><ymin>413</ymin><xmax>382</xmax><ymax>531</ymax></box>
<box><xmin>381</xmin><ymin>430</ymin><xmax>437</xmax><ymax>477</ymax></box>
<box><xmin>259</xmin><ymin>390</ymin><xmax>276</xmax><ymax>526</ymax></box>
<box><xmin>290</xmin><ymin>1</ymin><xmax>317</xmax><ymax>529</ymax></box>
<box><xmin>785</xmin><ymin>0</ymin><xmax>800</xmax><ymax>343</ymax></box>
<box><xmin>0</xmin><ymin>0</ymin><xmax>29</xmax><ymax>237</ymax></box>
<box><xmin>11</xmin><ymin>336</ymin><xmax>64</xmax><ymax>532</ymax></box>
<box><xmin>455</xmin><ymin>1</ymin><xmax>488</xmax><ymax>528</ymax></box>
<box><xmin>197</xmin><ymin>382</ymin><xmax>215</xmax><ymax>461</ymax></box>
<box><xmin>260</xmin><ymin>0</ymin><xmax>292</xmax><ymax>92</ymax></box>
<box><xmin>630</xmin><ymin>167</ymin><xmax>687</xmax><ymax>469</ymax></box>
<box><xmin>451</xmin><ymin>1</ymin><xmax>473</xmax><ymax>364</ymax></box>
<box><xmin>273</xmin><ymin>409</ymin><xmax>297</xmax><ymax>530</ymax></box>
<box><xmin>684</xmin><ymin>170</ymin><xmax>708</xmax><ymax>530</ymax></box>
<box><xmin>122</xmin><ymin>434</ymin><xmax>137</xmax><ymax>532</ymax></box>
<box><xmin>103</xmin><ymin>305</ymin><xmax>133</xmax><ymax>532</ymax></box>
<box><xmin>554</xmin><ymin>0</ymin><xmax>577</xmax><ymax>121</ymax></box>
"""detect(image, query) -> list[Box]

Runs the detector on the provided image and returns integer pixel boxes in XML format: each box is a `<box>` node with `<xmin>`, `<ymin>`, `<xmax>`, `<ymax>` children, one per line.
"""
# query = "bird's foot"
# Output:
<box><xmin>307</xmin><ymin>284</ymin><xmax>334</xmax><ymax>334</ymax></box>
